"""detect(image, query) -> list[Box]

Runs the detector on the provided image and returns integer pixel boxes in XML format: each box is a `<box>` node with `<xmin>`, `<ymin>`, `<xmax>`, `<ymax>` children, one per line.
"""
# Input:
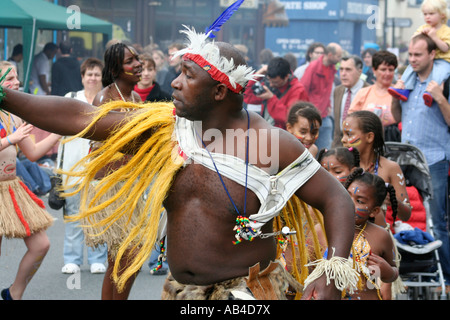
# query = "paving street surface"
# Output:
<box><xmin>0</xmin><ymin>196</ymin><xmax>166</xmax><ymax>300</ymax></box>
<box><xmin>1</xmin><ymin>197</ymin><xmax>448</xmax><ymax>303</ymax></box>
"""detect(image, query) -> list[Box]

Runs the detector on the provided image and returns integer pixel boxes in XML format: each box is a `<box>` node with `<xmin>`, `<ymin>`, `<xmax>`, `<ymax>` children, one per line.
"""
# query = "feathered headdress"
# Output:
<box><xmin>205</xmin><ymin>0</ymin><xmax>245</xmax><ymax>38</ymax></box>
<box><xmin>172</xmin><ymin>0</ymin><xmax>259</xmax><ymax>93</ymax></box>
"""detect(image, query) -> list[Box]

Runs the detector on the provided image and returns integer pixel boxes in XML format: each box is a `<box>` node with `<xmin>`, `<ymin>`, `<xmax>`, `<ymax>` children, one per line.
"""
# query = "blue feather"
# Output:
<box><xmin>205</xmin><ymin>0</ymin><xmax>245</xmax><ymax>38</ymax></box>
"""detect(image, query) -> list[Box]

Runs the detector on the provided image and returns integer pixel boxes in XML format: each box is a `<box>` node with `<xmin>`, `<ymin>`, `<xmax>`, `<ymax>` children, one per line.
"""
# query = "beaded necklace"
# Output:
<box><xmin>114</xmin><ymin>82</ymin><xmax>135</xmax><ymax>103</ymax></box>
<box><xmin>196</xmin><ymin>108</ymin><xmax>256</xmax><ymax>245</ymax></box>
<box><xmin>352</xmin><ymin>223</ymin><xmax>382</xmax><ymax>300</ymax></box>
<box><xmin>0</xmin><ymin>111</ymin><xmax>17</xmax><ymax>152</ymax></box>
<box><xmin>365</xmin><ymin>158</ymin><xmax>379</xmax><ymax>175</ymax></box>
<box><xmin>0</xmin><ymin>112</ymin><xmax>16</xmax><ymax>137</ymax></box>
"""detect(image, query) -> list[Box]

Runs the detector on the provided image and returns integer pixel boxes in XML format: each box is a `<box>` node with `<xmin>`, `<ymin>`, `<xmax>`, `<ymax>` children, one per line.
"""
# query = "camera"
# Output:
<box><xmin>252</xmin><ymin>81</ymin><xmax>266</xmax><ymax>95</ymax></box>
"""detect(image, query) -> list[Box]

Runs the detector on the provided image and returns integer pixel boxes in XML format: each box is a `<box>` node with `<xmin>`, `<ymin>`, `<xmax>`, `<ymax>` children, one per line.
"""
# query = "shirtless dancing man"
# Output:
<box><xmin>0</xmin><ymin>28</ymin><xmax>355</xmax><ymax>300</ymax></box>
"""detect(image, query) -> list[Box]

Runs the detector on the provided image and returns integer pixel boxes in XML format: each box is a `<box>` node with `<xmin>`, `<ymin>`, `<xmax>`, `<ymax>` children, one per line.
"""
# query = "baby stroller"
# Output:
<box><xmin>384</xmin><ymin>142</ymin><xmax>447</xmax><ymax>300</ymax></box>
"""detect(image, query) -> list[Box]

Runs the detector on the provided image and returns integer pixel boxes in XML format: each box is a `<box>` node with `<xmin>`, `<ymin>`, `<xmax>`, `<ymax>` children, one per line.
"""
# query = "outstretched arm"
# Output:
<box><xmin>1</xmin><ymin>88</ymin><xmax>127</xmax><ymax>141</ymax></box>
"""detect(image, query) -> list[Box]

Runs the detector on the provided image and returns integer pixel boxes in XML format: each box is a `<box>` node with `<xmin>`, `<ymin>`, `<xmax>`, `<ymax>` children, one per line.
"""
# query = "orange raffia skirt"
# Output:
<box><xmin>0</xmin><ymin>178</ymin><xmax>54</xmax><ymax>238</ymax></box>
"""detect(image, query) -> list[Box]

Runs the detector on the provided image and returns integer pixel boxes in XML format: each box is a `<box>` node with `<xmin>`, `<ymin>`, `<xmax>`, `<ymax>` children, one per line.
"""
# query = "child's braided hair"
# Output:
<box><xmin>317</xmin><ymin>147</ymin><xmax>360</xmax><ymax>169</ymax></box>
<box><xmin>344</xmin><ymin>167</ymin><xmax>398</xmax><ymax>222</ymax></box>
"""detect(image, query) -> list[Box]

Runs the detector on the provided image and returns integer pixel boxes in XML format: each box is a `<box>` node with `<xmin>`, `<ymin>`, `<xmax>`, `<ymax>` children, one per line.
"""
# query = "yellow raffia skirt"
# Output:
<box><xmin>0</xmin><ymin>178</ymin><xmax>54</xmax><ymax>238</ymax></box>
<box><xmin>60</xmin><ymin>101</ymin><xmax>183</xmax><ymax>291</ymax></box>
<box><xmin>80</xmin><ymin>180</ymin><xmax>145</xmax><ymax>258</ymax></box>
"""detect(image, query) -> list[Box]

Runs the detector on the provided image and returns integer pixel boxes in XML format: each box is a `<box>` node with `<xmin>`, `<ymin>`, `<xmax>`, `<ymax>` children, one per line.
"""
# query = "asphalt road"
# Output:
<box><xmin>0</xmin><ymin>195</ymin><xmax>166</xmax><ymax>300</ymax></box>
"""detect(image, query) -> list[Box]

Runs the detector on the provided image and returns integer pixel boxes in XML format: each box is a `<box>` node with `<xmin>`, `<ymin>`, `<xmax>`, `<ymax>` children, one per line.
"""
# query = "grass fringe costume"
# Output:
<box><xmin>81</xmin><ymin>180</ymin><xmax>145</xmax><ymax>258</ymax></box>
<box><xmin>60</xmin><ymin>101</ymin><xmax>184</xmax><ymax>291</ymax></box>
<box><xmin>58</xmin><ymin>100</ymin><xmax>358</xmax><ymax>297</ymax></box>
<box><xmin>0</xmin><ymin>178</ymin><xmax>54</xmax><ymax>238</ymax></box>
<box><xmin>0</xmin><ymin>67</ymin><xmax>54</xmax><ymax>238</ymax></box>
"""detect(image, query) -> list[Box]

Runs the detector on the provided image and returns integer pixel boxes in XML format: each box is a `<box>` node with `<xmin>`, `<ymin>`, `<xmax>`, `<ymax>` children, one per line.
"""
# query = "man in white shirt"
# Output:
<box><xmin>332</xmin><ymin>55</ymin><xmax>369</xmax><ymax>147</ymax></box>
<box><xmin>29</xmin><ymin>42</ymin><xmax>58</xmax><ymax>95</ymax></box>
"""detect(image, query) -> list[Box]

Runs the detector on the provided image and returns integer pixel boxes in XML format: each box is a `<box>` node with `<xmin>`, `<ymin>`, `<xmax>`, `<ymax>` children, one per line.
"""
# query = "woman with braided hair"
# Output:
<box><xmin>87</xmin><ymin>42</ymin><xmax>143</xmax><ymax>300</ymax></box>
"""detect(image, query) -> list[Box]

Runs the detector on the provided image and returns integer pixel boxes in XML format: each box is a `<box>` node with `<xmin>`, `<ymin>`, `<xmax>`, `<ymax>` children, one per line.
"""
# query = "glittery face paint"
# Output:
<box><xmin>294</xmin><ymin>133</ymin><xmax>306</xmax><ymax>140</ymax></box>
<box><xmin>341</xmin><ymin>117</ymin><xmax>364</xmax><ymax>149</ymax></box>
<box><xmin>355</xmin><ymin>207</ymin><xmax>371</xmax><ymax>220</ymax></box>
<box><xmin>0</xmin><ymin>67</ymin><xmax>20</xmax><ymax>90</ymax></box>
<box><xmin>320</xmin><ymin>155</ymin><xmax>352</xmax><ymax>184</ymax></box>
<box><xmin>397</xmin><ymin>173</ymin><xmax>405</xmax><ymax>186</ymax></box>
<box><xmin>348</xmin><ymin>181</ymin><xmax>377</xmax><ymax>225</ymax></box>
<box><xmin>4</xmin><ymin>164</ymin><xmax>15</xmax><ymax>174</ymax></box>
<box><xmin>347</xmin><ymin>135</ymin><xmax>361</xmax><ymax>147</ymax></box>
<box><xmin>121</xmin><ymin>47</ymin><xmax>142</xmax><ymax>79</ymax></box>
<box><xmin>287</xmin><ymin>117</ymin><xmax>320</xmax><ymax>149</ymax></box>
<box><xmin>123</xmin><ymin>65</ymin><xmax>134</xmax><ymax>76</ymax></box>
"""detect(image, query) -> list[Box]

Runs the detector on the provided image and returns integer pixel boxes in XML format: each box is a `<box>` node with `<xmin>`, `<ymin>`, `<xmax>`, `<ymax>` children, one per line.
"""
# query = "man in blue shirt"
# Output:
<box><xmin>392</xmin><ymin>33</ymin><xmax>450</xmax><ymax>285</ymax></box>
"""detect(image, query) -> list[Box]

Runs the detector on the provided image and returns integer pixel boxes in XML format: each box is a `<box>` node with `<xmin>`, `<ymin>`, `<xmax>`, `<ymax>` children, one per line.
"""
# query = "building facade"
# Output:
<box><xmin>58</xmin><ymin>0</ymin><xmax>265</xmax><ymax>64</ymax></box>
<box><xmin>265</xmin><ymin>0</ymin><xmax>379</xmax><ymax>61</ymax></box>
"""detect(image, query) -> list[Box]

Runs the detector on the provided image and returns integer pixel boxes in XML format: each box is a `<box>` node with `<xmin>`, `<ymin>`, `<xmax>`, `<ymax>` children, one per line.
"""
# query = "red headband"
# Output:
<box><xmin>183</xmin><ymin>53</ymin><xmax>243</xmax><ymax>93</ymax></box>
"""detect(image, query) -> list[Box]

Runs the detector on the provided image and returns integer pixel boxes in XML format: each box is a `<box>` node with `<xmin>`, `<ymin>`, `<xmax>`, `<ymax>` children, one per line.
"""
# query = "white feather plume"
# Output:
<box><xmin>173</xmin><ymin>26</ymin><xmax>258</xmax><ymax>90</ymax></box>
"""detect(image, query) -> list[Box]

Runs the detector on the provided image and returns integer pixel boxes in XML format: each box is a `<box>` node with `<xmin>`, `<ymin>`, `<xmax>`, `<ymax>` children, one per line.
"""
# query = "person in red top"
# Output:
<box><xmin>134</xmin><ymin>53</ymin><xmax>172</xmax><ymax>103</ymax></box>
<box><xmin>244</xmin><ymin>57</ymin><xmax>309</xmax><ymax>129</ymax></box>
<box><xmin>300</xmin><ymin>43</ymin><xmax>343</xmax><ymax>150</ymax></box>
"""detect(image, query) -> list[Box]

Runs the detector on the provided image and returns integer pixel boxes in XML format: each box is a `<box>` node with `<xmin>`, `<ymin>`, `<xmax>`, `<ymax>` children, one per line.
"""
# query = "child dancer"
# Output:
<box><xmin>286</xmin><ymin>101</ymin><xmax>321</xmax><ymax>157</ymax></box>
<box><xmin>0</xmin><ymin>62</ymin><xmax>61</xmax><ymax>300</ymax></box>
<box><xmin>316</xmin><ymin>167</ymin><xmax>399</xmax><ymax>299</ymax></box>
<box><xmin>341</xmin><ymin>110</ymin><xmax>411</xmax><ymax>224</ymax></box>
<box><xmin>343</xmin><ymin>168</ymin><xmax>399</xmax><ymax>300</ymax></box>
<box><xmin>317</xmin><ymin>147</ymin><xmax>360</xmax><ymax>183</ymax></box>
<box><xmin>388</xmin><ymin>0</ymin><xmax>450</xmax><ymax>106</ymax></box>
